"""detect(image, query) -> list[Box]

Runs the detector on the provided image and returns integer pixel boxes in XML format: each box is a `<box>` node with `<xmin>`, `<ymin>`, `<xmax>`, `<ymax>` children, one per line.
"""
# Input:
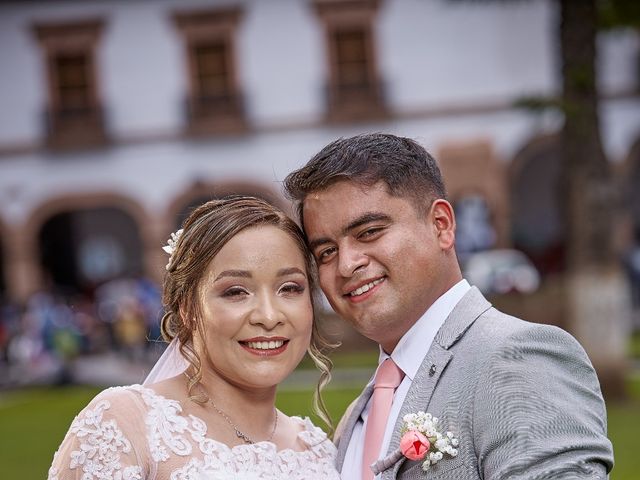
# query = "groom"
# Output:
<box><xmin>284</xmin><ymin>133</ymin><xmax>614</xmax><ymax>479</ymax></box>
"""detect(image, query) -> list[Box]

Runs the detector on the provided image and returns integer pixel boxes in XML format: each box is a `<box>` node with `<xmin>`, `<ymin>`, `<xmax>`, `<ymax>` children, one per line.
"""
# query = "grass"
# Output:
<box><xmin>607</xmin><ymin>399</ymin><xmax>640</xmax><ymax>478</ymax></box>
<box><xmin>297</xmin><ymin>348</ymin><xmax>379</xmax><ymax>370</ymax></box>
<box><xmin>0</xmin><ymin>384</ymin><xmax>363</xmax><ymax>479</ymax></box>
<box><xmin>629</xmin><ymin>331</ymin><xmax>640</xmax><ymax>359</ymax></box>
<box><xmin>0</xmin><ymin>386</ymin><xmax>102</xmax><ymax>479</ymax></box>
<box><xmin>1</xmin><ymin>376</ymin><xmax>638</xmax><ymax>479</ymax></box>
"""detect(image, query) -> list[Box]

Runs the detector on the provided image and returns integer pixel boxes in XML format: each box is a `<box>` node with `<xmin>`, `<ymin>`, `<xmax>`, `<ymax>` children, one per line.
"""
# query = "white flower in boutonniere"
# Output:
<box><xmin>399</xmin><ymin>411</ymin><xmax>459</xmax><ymax>471</ymax></box>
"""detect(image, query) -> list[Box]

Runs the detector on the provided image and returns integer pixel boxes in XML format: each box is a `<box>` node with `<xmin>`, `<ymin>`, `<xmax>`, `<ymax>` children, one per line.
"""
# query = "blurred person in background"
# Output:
<box><xmin>285</xmin><ymin>133</ymin><xmax>613</xmax><ymax>480</ymax></box>
<box><xmin>112</xmin><ymin>295</ymin><xmax>147</xmax><ymax>361</ymax></box>
<box><xmin>48</xmin><ymin>196</ymin><xmax>340</xmax><ymax>479</ymax></box>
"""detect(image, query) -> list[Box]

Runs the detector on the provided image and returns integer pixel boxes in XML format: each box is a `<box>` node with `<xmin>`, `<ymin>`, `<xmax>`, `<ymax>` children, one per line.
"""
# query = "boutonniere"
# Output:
<box><xmin>399</xmin><ymin>412</ymin><xmax>459</xmax><ymax>472</ymax></box>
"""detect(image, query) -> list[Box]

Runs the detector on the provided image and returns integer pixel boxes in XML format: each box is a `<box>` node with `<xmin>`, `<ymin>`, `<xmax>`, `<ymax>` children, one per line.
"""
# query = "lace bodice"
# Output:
<box><xmin>48</xmin><ymin>385</ymin><xmax>339</xmax><ymax>480</ymax></box>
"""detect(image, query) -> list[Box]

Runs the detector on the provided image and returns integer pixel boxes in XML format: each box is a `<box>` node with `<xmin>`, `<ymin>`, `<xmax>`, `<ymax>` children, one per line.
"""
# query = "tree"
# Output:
<box><xmin>559</xmin><ymin>0</ymin><xmax>630</xmax><ymax>398</ymax></box>
<box><xmin>455</xmin><ymin>0</ymin><xmax>639</xmax><ymax>398</ymax></box>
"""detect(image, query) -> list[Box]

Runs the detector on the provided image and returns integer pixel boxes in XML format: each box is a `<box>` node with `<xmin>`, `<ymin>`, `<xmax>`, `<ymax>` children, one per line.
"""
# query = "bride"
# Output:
<box><xmin>48</xmin><ymin>196</ymin><xmax>340</xmax><ymax>479</ymax></box>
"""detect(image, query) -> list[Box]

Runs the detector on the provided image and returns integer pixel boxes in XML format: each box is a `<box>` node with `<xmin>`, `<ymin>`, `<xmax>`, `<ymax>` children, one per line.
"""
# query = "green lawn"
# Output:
<box><xmin>1</xmin><ymin>380</ymin><xmax>637</xmax><ymax>479</ymax></box>
<box><xmin>298</xmin><ymin>348</ymin><xmax>379</xmax><ymax>370</ymax></box>
<box><xmin>629</xmin><ymin>331</ymin><xmax>640</xmax><ymax>359</ymax></box>
<box><xmin>0</xmin><ymin>384</ymin><xmax>363</xmax><ymax>479</ymax></box>
<box><xmin>607</xmin><ymin>398</ymin><xmax>640</xmax><ymax>479</ymax></box>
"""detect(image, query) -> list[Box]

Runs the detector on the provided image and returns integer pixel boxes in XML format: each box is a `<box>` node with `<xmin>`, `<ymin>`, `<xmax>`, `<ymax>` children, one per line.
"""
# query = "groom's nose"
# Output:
<box><xmin>337</xmin><ymin>241</ymin><xmax>369</xmax><ymax>277</ymax></box>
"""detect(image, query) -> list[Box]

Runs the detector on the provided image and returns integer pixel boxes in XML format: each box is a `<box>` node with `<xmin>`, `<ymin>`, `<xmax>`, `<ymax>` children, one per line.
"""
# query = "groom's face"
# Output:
<box><xmin>303</xmin><ymin>180</ymin><xmax>453</xmax><ymax>352</ymax></box>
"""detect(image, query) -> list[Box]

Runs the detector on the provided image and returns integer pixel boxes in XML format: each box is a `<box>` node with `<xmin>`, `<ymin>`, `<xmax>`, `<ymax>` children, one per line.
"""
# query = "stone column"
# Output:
<box><xmin>4</xmin><ymin>225</ymin><xmax>42</xmax><ymax>305</ymax></box>
<box><xmin>139</xmin><ymin>215</ymin><xmax>172</xmax><ymax>288</ymax></box>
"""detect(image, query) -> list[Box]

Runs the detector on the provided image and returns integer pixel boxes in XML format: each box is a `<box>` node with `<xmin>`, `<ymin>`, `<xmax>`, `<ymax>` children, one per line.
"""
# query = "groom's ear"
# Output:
<box><xmin>430</xmin><ymin>199</ymin><xmax>456</xmax><ymax>251</ymax></box>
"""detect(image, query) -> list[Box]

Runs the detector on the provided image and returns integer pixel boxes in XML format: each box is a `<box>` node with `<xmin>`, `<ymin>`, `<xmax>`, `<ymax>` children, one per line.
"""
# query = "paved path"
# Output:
<box><xmin>4</xmin><ymin>352</ymin><xmax>637</xmax><ymax>392</ymax></box>
<box><xmin>69</xmin><ymin>352</ymin><xmax>374</xmax><ymax>390</ymax></box>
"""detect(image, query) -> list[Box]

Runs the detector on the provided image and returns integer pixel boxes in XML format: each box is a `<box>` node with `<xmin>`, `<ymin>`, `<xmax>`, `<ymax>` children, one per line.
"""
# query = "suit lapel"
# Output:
<box><xmin>381</xmin><ymin>287</ymin><xmax>492</xmax><ymax>479</ymax></box>
<box><xmin>336</xmin><ymin>383</ymin><xmax>374</xmax><ymax>471</ymax></box>
<box><xmin>383</xmin><ymin>344</ymin><xmax>452</xmax><ymax>479</ymax></box>
<box><xmin>433</xmin><ymin>287</ymin><xmax>491</xmax><ymax>350</ymax></box>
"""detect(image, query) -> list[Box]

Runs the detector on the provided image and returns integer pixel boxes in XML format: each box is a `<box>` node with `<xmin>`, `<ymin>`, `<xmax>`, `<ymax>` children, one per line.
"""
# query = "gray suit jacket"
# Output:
<box><xmin>335</xmin><ymin>287</ymin><xmax>614</xmax><ymax>479</ymax></box>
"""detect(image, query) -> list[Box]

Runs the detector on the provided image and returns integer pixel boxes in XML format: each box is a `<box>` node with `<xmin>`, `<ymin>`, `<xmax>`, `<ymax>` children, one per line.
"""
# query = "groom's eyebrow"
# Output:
<box><xmin>344</xmin><ymin>212</ymin><xmax>391</xmax><ymax>234</ymax></box>
<box><xmin>308</xmin><ymin>212</ymin><xmax>391</xmax><ymax>252</ymax></box>
<box><xmin>308</xmin><ymin>236</ymin><xmax>331</xmax><ymax>252</ymax></box>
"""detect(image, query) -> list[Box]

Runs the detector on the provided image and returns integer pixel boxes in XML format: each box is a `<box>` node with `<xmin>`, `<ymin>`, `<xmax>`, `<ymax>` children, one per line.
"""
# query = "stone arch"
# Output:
<box><xmin>164</xmin><ymin>180</ymin><xmax>289</xmax><ymax>232</ymax></box>
<box><xmin>450</xmin><ymin>189</ymin><xmax>498</xmax><ymax>257</ymax></box>
<box><xmin>437</xmin><ymin>140</ymin><xmax>508</xmax><ymax>251</ymax></box>
<box><xmin>508</xmin><ymin>133</ymin><xmax>564</xmax><ymax>275</ymax></box>
<box><xmin>17</xmin><ymin>192</ymin><xmax>154</xmax><ymax>300</ymax></box>
<box><xmin>0</xmin><ymin>215</ymin><xmax>8</xmax><ymax>301</ymax></box>
<box><xmin>620</xmin><ymin>136</ymin><xmax>640</xmax><ymax>244</ymax></box>
<box><xmin>619</xmin><ymin>135</ymin><xmax>640</xmax><ymax>324</ymax></box>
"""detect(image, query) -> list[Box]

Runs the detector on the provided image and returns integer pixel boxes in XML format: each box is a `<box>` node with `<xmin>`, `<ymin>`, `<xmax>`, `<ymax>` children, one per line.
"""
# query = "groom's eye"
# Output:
<box><xmin>358</xmin><ymin>226</ymin><xmax>384</xmax><ymax>240</ymax></box>
<box><xmin>317</xmin><ymin>246</ymin><xmax>337</xmax><ymax>263</ymax></box>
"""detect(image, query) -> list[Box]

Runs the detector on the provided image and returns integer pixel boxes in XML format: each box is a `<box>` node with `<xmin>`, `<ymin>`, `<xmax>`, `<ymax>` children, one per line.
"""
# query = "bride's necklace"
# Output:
<box><xmin>195</xmin><ymin>382</ymin><xmax>278</xmax><ymax>445</ymax></box>
<box><xmin>208</xmin><ymin>398</ymin><xmax>278</xmax><ymax>445</ymax></box>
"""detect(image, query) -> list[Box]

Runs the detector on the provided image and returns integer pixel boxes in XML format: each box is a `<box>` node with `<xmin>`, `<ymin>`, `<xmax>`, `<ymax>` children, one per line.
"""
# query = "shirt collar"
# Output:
<box><xmin>378</xmin><ymin>279</ymin><xmax>471</xmax><ymax>382</ymax></box>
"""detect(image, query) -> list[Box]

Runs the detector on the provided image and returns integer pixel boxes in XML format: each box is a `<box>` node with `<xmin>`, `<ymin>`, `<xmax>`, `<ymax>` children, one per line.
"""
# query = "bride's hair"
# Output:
<box><xmin>160</xmin><ymin>195</ymin><xmax>336</xmax><ymax>434</ymax></box>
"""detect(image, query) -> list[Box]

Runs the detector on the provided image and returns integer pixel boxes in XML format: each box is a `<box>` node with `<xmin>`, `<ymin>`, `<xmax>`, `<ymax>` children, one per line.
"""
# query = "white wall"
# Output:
<box><xmin>0</xmin><ymin>0</ymin><xmax>638</xmax><ymax>228</ymax></box>
<box><xmin>3</xmin><ymin>0</ymin><xmax>637</xmax><ymax>144</ymax></box>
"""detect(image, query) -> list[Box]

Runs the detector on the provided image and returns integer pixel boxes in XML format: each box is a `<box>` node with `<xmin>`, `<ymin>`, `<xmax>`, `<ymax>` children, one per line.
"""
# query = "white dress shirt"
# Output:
<box><xmin>340</xmin><ymin>280</ymin><xmax>471</xmax><ymax>479</ymax></box>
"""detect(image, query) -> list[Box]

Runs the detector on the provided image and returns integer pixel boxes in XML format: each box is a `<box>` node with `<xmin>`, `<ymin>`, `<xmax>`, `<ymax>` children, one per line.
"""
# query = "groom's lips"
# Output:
<box><xmin>343</xmin><ymin>276</ymin><xmax>386</xmax><ymax>303</ymax></box>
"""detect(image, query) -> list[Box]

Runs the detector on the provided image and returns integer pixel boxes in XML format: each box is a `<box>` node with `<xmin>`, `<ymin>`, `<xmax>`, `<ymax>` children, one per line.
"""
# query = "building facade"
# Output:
<box><xmin>0</xmin><ymin>0</ymin><xmax>638</xmax><ymax>317</ymax></box>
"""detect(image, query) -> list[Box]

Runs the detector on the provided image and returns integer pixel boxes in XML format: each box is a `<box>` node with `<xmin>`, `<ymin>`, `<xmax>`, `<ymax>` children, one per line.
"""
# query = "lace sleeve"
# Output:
<box><xmin>48</xmin><ymin>387</ymin><xmax>151</xmax><ymax>480</ymax></box>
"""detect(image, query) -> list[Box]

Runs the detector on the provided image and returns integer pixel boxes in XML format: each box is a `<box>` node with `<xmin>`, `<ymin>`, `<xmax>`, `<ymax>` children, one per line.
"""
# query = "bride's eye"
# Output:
<box><xmin>222</xmin><ymin>287</ymin><xmax>249</xmax><ymax>298</ymax></box>
<box><xmin>279</xmin><ymin>282</ymin><xmax>305</xmax><ymax>295</ymax></box>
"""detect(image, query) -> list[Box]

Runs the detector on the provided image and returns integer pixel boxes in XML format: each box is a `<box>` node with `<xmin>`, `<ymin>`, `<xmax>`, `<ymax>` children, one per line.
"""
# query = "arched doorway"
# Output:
<box><xmin>624</xmin><ymin>139</ymin><xmax>640</xmax><ymax>328</ymax></box>
<box><xmin>0</xmin><ymin>221</ymin><xmax>6</xmax><ymax>302</ymax></box>
<box><xmin>628</xmin><ymin>142</ymin><xmax>640</xmax><ymax>244</ymax></box>
<box><xmin>168</xmin><ymin>181</ymin><xmax>285</xmax><ymax>230</ymax></box>
<box><xmin>38</xmin><ymin>207</ymin><xmax>143</xmax><ymax>296</ymax></box>
<box><xmin>510</xmin><ymin>136</ymin><xmax>564</xmax><ymax>275</ymax></box>
<box><xmin>454</xmin><ymin>193</ymin><xmax>497</xmax><ymax>259</ymax></box>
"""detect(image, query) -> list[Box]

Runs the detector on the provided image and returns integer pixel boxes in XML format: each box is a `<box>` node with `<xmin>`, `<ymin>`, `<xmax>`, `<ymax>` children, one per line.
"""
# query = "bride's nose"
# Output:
<box><xmin>248</xmin><ymin>293</ymin><xmax>285</xmax><ymax>329</ymax></box>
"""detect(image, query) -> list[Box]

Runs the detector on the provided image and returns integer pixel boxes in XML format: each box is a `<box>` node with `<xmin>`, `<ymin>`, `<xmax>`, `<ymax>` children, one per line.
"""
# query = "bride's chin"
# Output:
<box><xmin>245</xmin><ymin>366</ymin><xmax>294</xmax><ymax>388</ymax></box>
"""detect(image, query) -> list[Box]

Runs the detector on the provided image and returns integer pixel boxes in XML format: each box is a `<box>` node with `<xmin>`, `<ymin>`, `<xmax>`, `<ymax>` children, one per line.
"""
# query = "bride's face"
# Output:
<box><xmin>196</xmin><ymin>225</ymin><xmax>313</xmax><ymax>391</ymax></box>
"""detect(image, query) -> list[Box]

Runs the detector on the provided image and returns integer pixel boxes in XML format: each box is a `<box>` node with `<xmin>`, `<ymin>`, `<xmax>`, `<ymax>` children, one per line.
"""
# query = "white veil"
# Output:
<box><xmin>143</xmin><ymin>337</ymin><xmax>188</xmax><ymax>385</ymax></box>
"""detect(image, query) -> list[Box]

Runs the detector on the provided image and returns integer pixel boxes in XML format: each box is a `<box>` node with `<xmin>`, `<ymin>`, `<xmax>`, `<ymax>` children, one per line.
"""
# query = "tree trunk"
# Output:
<box><xmin>559</xmin><ymin>0</ymin><xmax>631</xmax><ymax>399</ymax></box>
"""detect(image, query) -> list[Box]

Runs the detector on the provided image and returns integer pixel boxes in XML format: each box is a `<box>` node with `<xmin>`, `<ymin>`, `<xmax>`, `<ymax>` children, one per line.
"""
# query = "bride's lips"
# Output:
<box><xmin>238</xmin><ymin>336</ymin><xmax>290</xmax><ymax>356</ymax></box>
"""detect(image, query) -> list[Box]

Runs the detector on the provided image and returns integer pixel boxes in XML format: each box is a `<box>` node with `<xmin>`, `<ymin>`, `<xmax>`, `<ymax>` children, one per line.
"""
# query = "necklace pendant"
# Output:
<box><xmin>235</xmin><ymin>429</ymin><xmax>253</xmax><ymax>444</ymax></box>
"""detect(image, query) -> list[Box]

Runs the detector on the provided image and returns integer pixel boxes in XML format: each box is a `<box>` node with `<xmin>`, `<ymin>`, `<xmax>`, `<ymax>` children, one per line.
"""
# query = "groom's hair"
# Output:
<box><xmin>284</xmin><ymin>133</ymin><xmax>447</xmax><ymax>225</ymax></box>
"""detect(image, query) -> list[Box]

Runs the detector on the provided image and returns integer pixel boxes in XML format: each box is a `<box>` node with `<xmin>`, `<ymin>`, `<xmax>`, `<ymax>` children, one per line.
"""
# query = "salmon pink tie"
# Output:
<box><xmin>362</xmin><ymin>358</ymin><xmax>404</xmax><ymax>480</ymax></box>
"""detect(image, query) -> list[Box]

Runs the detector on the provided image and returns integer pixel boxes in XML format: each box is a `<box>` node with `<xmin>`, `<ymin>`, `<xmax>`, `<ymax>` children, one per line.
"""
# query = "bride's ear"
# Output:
<box><xmin>187</xmin><ymin>313</ymin><xmax>206</xmax><ymax>351</ymax></box>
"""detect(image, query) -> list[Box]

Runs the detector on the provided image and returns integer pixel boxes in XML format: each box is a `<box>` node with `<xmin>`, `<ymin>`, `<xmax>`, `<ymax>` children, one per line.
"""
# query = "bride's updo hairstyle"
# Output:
<box><xmin>161</xmin><ymin>195</ymin><xmax>334</xmax><ymax>432</ymax></box>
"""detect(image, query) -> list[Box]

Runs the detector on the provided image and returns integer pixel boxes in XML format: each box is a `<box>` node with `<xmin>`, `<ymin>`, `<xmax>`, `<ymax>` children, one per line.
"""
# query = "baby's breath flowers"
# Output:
<box><xmin>162</xmin><ymin>229</ymin><xmax>183</xmax><ymax>270</ymax></box>
<box><xmin>399</xmin><ymin>411</ymin><xmax>458</xmax><ymax>472</ymax></box>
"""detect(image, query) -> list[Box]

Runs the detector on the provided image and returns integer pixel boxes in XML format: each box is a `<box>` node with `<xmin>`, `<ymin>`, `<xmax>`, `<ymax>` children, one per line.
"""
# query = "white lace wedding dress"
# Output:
<box><xmin>47</xmin><ymin>385</ymin><xmax>340</xmax><ymax>480</ymax></box>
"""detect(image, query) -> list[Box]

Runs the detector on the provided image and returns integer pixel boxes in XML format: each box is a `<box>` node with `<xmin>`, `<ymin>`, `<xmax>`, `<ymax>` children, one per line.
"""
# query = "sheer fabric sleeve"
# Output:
<box><xmin>48</xmin><ymin>387</ymin><xmax>153</xmax><ymax>480</ymax></box>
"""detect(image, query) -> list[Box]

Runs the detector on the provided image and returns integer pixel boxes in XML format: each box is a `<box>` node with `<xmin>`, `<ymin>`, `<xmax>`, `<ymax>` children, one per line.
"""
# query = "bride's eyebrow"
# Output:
<box><xmin>277</xmin><ymin>267</ymin><xmax>306</xmax><ymax>278</ymax></box>
<box><xmin>214</xmin><ymin>270</ymin><xmax>251</xmax><ymax>281</ymax></box>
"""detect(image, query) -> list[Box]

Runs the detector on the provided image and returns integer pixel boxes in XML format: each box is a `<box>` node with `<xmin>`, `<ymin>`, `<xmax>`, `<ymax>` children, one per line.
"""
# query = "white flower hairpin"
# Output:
<box><xmin>162</xmin><ymin>228</ymin><xmax>183</xmax><ymax>270</ymax></box>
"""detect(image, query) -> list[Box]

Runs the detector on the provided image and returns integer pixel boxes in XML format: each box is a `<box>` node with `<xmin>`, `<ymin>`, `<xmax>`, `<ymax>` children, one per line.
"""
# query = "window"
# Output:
<box><xmin>314</xmin><ymin>0</ymin><xmax>387</xmax><ymax>122</ymax></box>
<box><xmin>33</xmin><ymin>19</ymin><xmax>107</xmax><ymax>150</ymax></box>
<box><xmin>334</xmin><ymin>27</ymin><xmax>371</xmax><ymax>93</ymax></box>
<box><xmin>174</xmin><ymin>7</ymin><xmax>246</xmax><ymax>136</ymax></box>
